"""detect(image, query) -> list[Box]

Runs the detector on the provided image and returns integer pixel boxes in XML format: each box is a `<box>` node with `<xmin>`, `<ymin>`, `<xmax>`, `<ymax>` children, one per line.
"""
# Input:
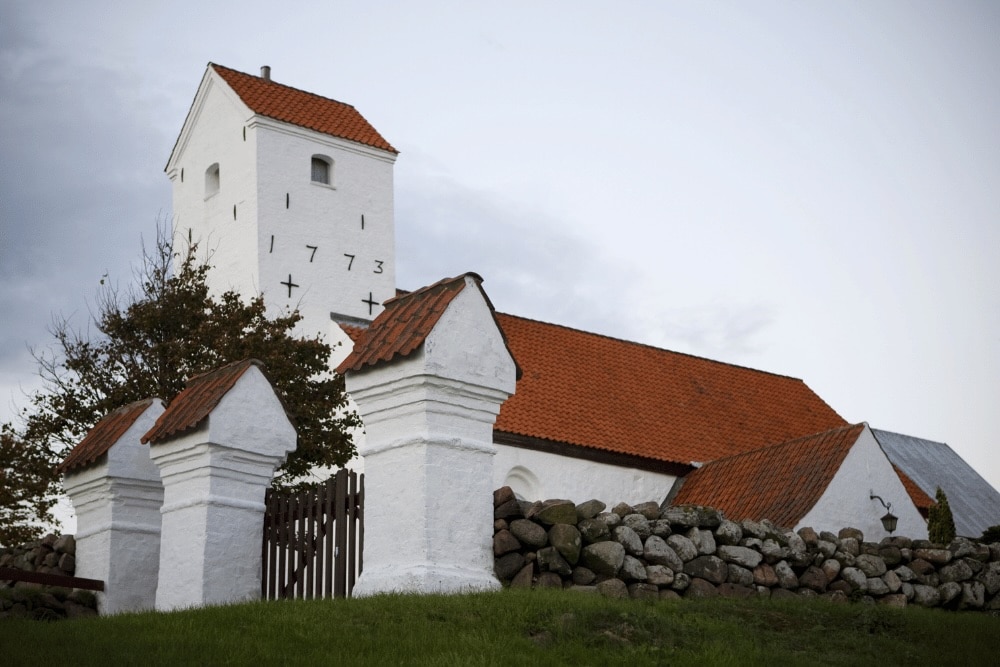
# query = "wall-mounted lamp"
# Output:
<box><xmin>869</xmin><ymin>491</ymin><xmax>899</xmax><ymax>535</ymax></box>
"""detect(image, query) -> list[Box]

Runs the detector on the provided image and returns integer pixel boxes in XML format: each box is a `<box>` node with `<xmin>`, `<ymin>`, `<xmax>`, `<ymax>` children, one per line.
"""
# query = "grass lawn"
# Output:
<box><xmin>2</xmin><ymin>589</ymin><xmax>998</xmax><ymax>666</ymax></box>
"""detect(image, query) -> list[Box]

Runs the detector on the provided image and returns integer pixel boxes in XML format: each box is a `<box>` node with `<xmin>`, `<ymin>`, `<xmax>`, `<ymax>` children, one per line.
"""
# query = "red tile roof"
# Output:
<box><xmin>670</xmin><ymin>424</ymin><xmax>867</xmax><ymax>527</ymax></box>
<box><xmin>211</xmin><ymin>64</ymin><xmax>397</xmax><ymax>154</ymax></box>
<box><xmin>492</xmin><ymin>314</ymin><xmax>847</xmax><ymax>467</ymax></box>
<box><xmin>57</xmin><ymin>399</ymin><xmax>160</xmax><ymax>474</ymax></box>
<box><xmin>336</xmin><ymin>273</ymin><xmax>518</xmax><ymax>376</ymax></box>
<box><xmin>142</xmin><ymin>359</ymin><xmax>261</xmax><ymax>444</ymax></box>
<box><xmin>894</xmin><ymin>464</ymin><xmax>935</xmax><ymax>511</ymax></box>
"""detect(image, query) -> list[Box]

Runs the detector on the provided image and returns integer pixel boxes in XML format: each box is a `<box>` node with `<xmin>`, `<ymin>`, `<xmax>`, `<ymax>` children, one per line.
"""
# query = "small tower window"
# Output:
<box><xmin>205</xmin><ymin>163</ymin><xmax>220</xmax><ymax>197</ymax></box>
<box><xmin>311</xmin><ymin>155</ymin><xmax>332</xmax><ymax>185</ymax></box>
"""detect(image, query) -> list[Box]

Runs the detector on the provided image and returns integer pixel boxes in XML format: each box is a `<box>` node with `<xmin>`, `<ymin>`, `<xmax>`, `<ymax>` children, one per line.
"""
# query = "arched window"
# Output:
<box><xmin>311</xmin><ymin>155</ymin><xmax>332</xmax><ymax>185</ymax></box>
<box><xmin>205</xmin><ymin>163</ymin><xmax>220</xmax><ymax>197</ymax></box>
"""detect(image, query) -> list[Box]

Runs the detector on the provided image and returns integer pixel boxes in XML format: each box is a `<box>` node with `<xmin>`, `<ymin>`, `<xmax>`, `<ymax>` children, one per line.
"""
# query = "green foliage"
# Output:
<box><xmin>2</xmin><ymin>591</ymin><xmax>1000</xmax><ymax>665</ymax></box>
<box><xmin>927</xmin><ymin>487</ymin><xmax>957</xmax><ymax>545</ymax></box>
<box><xmin>980</xmin><ymin>525</ymin><xmax>1000</xmax><ymax>544</ymax></box>
<box><xmin>0</xmin><ymin>232</ymin><xmax>359</xmax><ymax>545</ymax></box>
<box><xmin>0</xmin><ymin>423</ymin><xmax>58</xmax><ymax>546</ymax></box>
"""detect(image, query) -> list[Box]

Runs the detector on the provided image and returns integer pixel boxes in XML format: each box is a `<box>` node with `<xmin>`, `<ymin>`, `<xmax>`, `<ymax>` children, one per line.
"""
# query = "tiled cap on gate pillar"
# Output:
<box><xmin>337</xmin><ymin>272</ymin><xmax>520</xmax><ymax>378</ymax></box>
<box><xmin>141</xmin><ymin>359</ymin><xmax>291</xmax><ymax>445</ymax></box>
<box><xmin>57</xmin><ymin>398</ymin><xmax>165</xmax><ymax>474</ymax></box>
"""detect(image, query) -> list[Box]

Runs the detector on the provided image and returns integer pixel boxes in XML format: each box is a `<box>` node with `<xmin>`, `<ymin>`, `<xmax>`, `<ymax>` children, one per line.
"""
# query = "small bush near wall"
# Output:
<box><xmin>492</xmin><ymin>487</ymin><xmax>1000</xmax><ymax>612</ymax></box>
<box><xmin>1</xmin><ymin>534</ymin><xmax>98</xmax><ymax>620</ymax></box>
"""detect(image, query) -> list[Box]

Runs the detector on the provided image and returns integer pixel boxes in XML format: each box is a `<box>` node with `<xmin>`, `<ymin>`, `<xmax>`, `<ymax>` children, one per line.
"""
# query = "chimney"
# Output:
<box><xmin>260</xmin><ymin>66</ymin><xmax>271</xmax><ymax>81</ymax></box>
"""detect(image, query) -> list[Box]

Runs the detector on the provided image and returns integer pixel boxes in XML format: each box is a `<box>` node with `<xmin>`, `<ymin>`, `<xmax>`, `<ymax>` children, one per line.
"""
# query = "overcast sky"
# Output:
<box><xmin>2</xmin><ymin>2</ymin><xmax>998</xmax><ymax>500</ymax></box>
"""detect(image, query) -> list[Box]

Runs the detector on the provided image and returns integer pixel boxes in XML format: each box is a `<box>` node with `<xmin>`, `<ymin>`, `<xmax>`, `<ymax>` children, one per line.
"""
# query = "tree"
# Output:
<box><xmin>927</xmin><ymin>486</ymin><xmax>957</xmax><ymax>545</ymax></box>
<box><xmin>0</xmin><ymin>232</ymin><xmax>360</xmax><ymax>545</ymax></box>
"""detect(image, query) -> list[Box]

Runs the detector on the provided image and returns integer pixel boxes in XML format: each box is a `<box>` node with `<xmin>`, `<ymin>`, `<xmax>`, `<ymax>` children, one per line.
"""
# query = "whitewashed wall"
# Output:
<box><xmin>797</xmin><ymin>424</ymin><xmax>928</xmax><ymax>539</ymax></box>
<box><xmin>493</xmin><ymin>444</ymin><xmax>678</xmax><ymax>507</ymax></box>
<box><xmin>168</xmin><ymin>67</ymin><xmax>397</xmax><ymax>339</ymax></box>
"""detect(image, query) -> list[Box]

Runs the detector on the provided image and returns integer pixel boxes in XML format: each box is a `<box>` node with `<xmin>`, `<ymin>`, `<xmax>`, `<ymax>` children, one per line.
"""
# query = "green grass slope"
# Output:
<box><xmin>2</xmin><ymin>589</ymin><xmax>998</xmax><ymax>666</ymax></box>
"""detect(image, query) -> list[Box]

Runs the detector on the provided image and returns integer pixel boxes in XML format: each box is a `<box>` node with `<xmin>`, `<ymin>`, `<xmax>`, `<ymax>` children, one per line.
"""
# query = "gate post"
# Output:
<box><xmin>142</xmin><ymin>360</ymin><xmax>296</xmax><ymax>611</ymax></box>
<box><xmin>60</xmin><ymin>399</ymin><xmax>165</xmax><ymax>614</ymax></box>
<box><xmin>338</xmin><ymin>274</ymin><xmax>517</xmax><ymax>595</ymax></box>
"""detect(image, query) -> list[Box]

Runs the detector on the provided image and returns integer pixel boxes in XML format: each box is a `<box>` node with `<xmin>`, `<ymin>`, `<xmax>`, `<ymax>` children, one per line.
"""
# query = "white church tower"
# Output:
<box><xmin>165</xmin><ymin>64</ymin><xmax>397</xmax><ymax>339</ymax></box>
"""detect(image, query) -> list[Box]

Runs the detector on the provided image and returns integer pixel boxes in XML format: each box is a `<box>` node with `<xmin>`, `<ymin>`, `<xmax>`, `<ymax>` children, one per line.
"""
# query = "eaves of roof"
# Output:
<box><xmin>141</xmin><ymin>359</ymin><xmax>262</xmax><ymax>445</ymax></box>
<box><xmin>670</xmin><ymin>423</ymin><xmax>866</xmax><ymax>528</ymax></box>
<box><xmin>56</xmin><ymin>398</ymin><xmax>159</xmax><ymax>474</ymax></box>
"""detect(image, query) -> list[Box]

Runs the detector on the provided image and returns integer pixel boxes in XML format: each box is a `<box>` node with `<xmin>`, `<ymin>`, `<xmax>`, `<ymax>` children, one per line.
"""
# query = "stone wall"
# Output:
<box><xmin>492</xmin><ymin>488</ymin><xmax>1000</xmax><ymax>611</ymax></box>
<box><xmin>0</xmin><ymin>533</ymin><xmax>99</xmax><ymax>620</ymax></box>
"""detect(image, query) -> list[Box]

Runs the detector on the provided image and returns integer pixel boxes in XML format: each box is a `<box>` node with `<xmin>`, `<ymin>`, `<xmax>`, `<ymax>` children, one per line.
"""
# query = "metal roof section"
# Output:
<box><xmin>874</xmin><ymin>429</ymin><xmax>1000</xmax><ymax>538</ymax></box>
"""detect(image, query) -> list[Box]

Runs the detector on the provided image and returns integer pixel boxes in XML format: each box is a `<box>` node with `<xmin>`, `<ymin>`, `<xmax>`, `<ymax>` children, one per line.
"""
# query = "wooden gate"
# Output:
<box><xmin>261</xmin><ymin>469</ymin><xmax>364</xmax><ymax>600</ymax></box>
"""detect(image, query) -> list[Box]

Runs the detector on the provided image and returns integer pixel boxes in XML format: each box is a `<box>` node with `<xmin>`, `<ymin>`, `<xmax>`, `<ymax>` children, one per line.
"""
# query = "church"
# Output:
<box><xmin>165</xmin><ymin>63</ymin><xmax>1000</xmax><ymax>540</ymax></box>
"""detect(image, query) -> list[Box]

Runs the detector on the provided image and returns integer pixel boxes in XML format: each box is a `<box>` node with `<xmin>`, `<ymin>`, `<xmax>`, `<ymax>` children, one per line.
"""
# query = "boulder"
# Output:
<box><xmin>632</xmin><ymin>501</ymin><xmax>662</xmax><ymax>520</ymax></box>
<box><xmin>596</xmin><ymin>578</ymin><xmax>628</xmax><ymax>598</ymax></box>
<box><xmin>577</xmin><ymin>518</ymin><xmax>610</xmax><ymax>544</ymax></box>
<box><xmin>666</xmin><ymin>534</ymin><xmax>698</xmax><ymax>562</ymax></box>
<box><xmin>613</xmin><ymin>525</ymin><xmax>644</xmax><ymax>557</ymax></box>
<box><xmin>717</xmin><ymin>545</ymin><xmax>762</xmax><ymax>569</ymax></box>
<box><xmin>581</xmin><ymin>541</ymin><xmax>625</xmax><ymax>576</ymax></box>
<box><xmin>799</xmin><ymin>566</ymin><xmax>828</xmax><ymax>593</ymax></box>
<box><xmin>685</xmin><ymin>578</ymin><xmax>720</xmax><ymax>598</ymax></box>
<box><xmin>510</xmin><ymin>563</ymin><xmax>534</xmax><ymax>589</ymax></box>
<box><xmin>572</xmin><ymin>566</ymin><xmax>596</xmax><ymax>586</ymax></box>
<box><xmin>494</xmin><ymin>499</ymin><xmax>522</xmax><ymax>521</ymax></box>
<box><xmin>741</xmin><ymin>520</ymin><xmax>768</xmax><ymax>539</ymax></box>
<box><xmin>881</xmin><ymin>570</ymin><xmax>902</xmax><ymax>593</ymax></box>
<box><xmin>536</xmin><ymin>572</ymin><xmax>563</xmax><ymax>589</ymax></box>
<box><xmin>671</xmin><ymin>572</ymin><xmax>691</xmax><ymax>591</ymax></box>
<box><xmin>683</xmin><ymin>555</ymin><xmax>728</xmax><ymax>585</ymax></box>
<box><xmin>611</xmin><ymin>502</ymin><xmax>634</xmax><ymax>517</ymax></box>
<box><xmin>938</xmin><ymin>559</ymin><xmax>974</xmax><ymax>584</ymax></box>
<box><xmin>821</xmin><ymin>558</ymin><xmax>841</xmax><ymax>583</ymax></box>
<box><xmin>914</xmin><ymin>548</ymin><xmax>952</xmax><ymax>565</ymax></box>
<box><xmin>621</xmin><ymin>555</ymin><xmax>647</xmax><ymax>582</ymax></box>
<box><xmin>976</xmin><ymin>562</ymin><xmax>1000</xmax><ymax>595</ymax></box>
<box><xmin>645</xmin><ymin>564</ymin><xmax>675</xmax><ymax>586</ymax></box>
<box><xmin>531</xmin><ymin>500</ymin><xmax>578</xmax><ymax>526</ymax></box>
<box><xmin>715</xmin><ymin>520</ymin><xmax>743</xmax><ymax>546</ymax></box>
<box><xmin>937</xmin><ymin>581</ymin><xmax>962</xmax><ymax>606</ymax></box>
<box><xmin>866</xmin><ymin>577</ymin><xmax>890</xmax><ymax>596</ymax></box>
<box><xmin>644</xmin><ymin>536</ymin><xmax>684</xmax><ymax>571</ymax></box>
<box><xmin>727</xmin><ymin>564</ymin><xmax>754</xmax><ymax>587</ymax></box>
<box><xmin>628</xmin><ymin>583</ymin><xmax>660</xmax><ymax>600</ymax></box>
<box><xmin>548</xmin><ymin>524</ymin><xmax>582</xmax><ymax>565</ymax></box>
<box><xmin>622</xmin><ymin>514</ymin><xmax>651</xmax><ymax>540</ymax></box>
<box><xmin>575</xmin><ymin>499</ymin><xmax>606</xmax><ymax>521</ymax></box>
<box><xmin>495</xmin><ymin>552</ymin><xmax>526</xmax><ymax>581</ymax></box>
<box><xmin>753</xmin><ymin>563</ymin><xmax>779</xmax><ymax>587</ymax></box>
<box><xmin>840</xmin><ymin>567</ymin><xmax>867</xmax><ymax>591</ymax></box>
<box><xmin>53</xmin><ymin>535</ymin><xmax>76</xmax><ymax>556</ymax></box>
<box><xmin>651</xmin><ymin>519</ymin><xmax>673</xmax><ymax>539</ymax></box>
<box><xmin>774</xmin><ymin>560</ymin><xmax>799</xmax><ymax>590</ymax></box>
<box><xmin>510</xmin><ymin>519</ymin><xmax>548</xmax><ymax>549</ymax></box>
<box><xmin>493</xmin><ymin>529</ymin><xmax>522</xmax><ymax>556</ymax></box>
<box><xmin>537</xmin><ymin>546</ymin><xmax>572</xmax><ymax>576</ymax></box>
<box><xmin>687</xmin><ymin>528</ymin><xmax>717</xmax><ymax>556</ymax></box>
<box><xmin>854</xmin><ymin>554</ymin><xmax>887</xmax><ymax>578</ymax></box>
<box><xmin>662</xmin><ymin>505</ymin><xmax>722</xmax><ymax>529</ymax></box>
<box><xmin>960</xmin><ymin>582</ymin><xmax>985</xmax><ymax>610</ymax></box>
<box><xmin>838</xmin><ymin>527</ymin><xmax>864</xmax><ymax>542</ymax></box>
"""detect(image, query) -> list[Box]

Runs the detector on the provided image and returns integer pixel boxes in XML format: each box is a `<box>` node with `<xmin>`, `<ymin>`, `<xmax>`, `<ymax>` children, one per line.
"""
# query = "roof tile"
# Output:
<box><xmin>57</xmin><ymin>399</ymin><xmax>159</xmax><ymax>474</ymax></box>
<box><xmin>671</xmin><ymin>424</ymin><xmax>866</xmax><ymax>527</ymax></box>
<box><xmin>211</xmin><ymin>64</ymin><xmax>397</xmax><ymax>153</ymax></box>
<box><xmin>493</xmin><ymin>314</ymin><xmax>847</xmax><ymax>466</ymax></box>
<box><xmin>337</xmin><ymin>273</ymin><xmax>493</xmax><ymax>374</ymax></box>
<box><xmin>142</xmin><ymin>359</ymin><xmax>261</xmax><ymax>444</ymax></box>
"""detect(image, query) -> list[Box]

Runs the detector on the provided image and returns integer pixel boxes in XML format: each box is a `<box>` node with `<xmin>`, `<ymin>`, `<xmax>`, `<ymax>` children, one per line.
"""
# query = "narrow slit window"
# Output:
<box><xmin>311</xmin><ymin>155</ymin><xmax>332</xmax><ymax>185</ymax></box>
<box><xmin>205</xmin><ymin>163</ymin><xmax>220</xmax><ymax>197</ymax></box>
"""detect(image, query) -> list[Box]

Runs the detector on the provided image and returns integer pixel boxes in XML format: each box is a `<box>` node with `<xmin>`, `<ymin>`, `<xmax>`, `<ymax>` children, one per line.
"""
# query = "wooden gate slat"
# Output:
<box><xmin>261</xmin><ymin>471</ymin><xmax>363</xmax><ymax>600</ymax></box>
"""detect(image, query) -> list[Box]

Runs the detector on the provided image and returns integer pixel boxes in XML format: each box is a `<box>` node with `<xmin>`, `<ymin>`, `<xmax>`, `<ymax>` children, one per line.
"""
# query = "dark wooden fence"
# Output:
<box><xmin>261</xmin><ymin>469</ymin><xmax>364</xmax><ymax>600</ymax></box>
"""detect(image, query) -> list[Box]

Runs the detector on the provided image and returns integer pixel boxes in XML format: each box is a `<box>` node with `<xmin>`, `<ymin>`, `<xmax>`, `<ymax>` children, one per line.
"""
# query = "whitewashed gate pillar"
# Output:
<box><xmin>61</xmin><ymin>399</ymin><xmax>166</xmax><ymax>614</ymax></box>
<box><xmin>340</xmin><ymin>274</ymin><xmax>517</xmax><ymax>595</ymax></box>
<box><xmin>143</xmin><ymin>360</ymin><xmax>296</xmax><ymax>611</ymax></box>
